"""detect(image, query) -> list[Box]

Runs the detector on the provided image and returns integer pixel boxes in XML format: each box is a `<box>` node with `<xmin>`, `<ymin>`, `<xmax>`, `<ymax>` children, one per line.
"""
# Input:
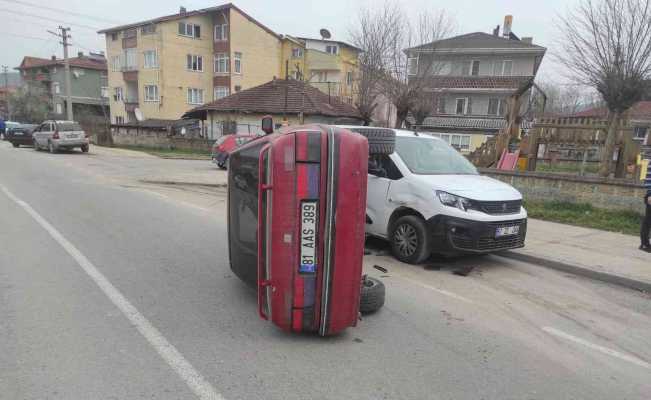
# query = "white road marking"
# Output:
<box><xmin>542</xmin><ymin>326</ymin><xmax>651</xmax><ymax>370</ymax></box>
<box><xmin>395</xmin><ymin>275</ymin><xmax>474</xmax><ymax>304</ymax></box>
<box><xmin>0</xmin><ymin>184</ymin><xmax>224</xmax><ymax>400</ymax></box>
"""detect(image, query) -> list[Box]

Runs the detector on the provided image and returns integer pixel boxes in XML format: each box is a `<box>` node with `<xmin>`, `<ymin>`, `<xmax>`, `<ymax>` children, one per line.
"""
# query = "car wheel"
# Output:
<box><xmin>390</xmin><ymin>215</ymin><xmax>430</xmax><ymax>264</ymax></box>
<box><xmin>33</xmin><ymin>140</ymin><xmax>39</xmax><ymax>151</ymax></box>
<box><xmin>359</xmin><ymin>276</ymin><xmax>385</xmax><ymax>314</ymax></box>
<box><xmin>81</xmin><ymin>144</ymin><xmax>89</xmax><ymax>153</ymax></box>
<box><xmin>48</xmin><ymin>142</ymin><xmax>57</xmax><ymax>154</ymax></box>
<box><xmin>12</xmin><ymin>142</ymin><xmax>19</xmax><ymax>148</ymax></box>
<box><xmin>352</xmin><ymin>128</ymin><xmax>396</xmax><ymax>155</ymax></box>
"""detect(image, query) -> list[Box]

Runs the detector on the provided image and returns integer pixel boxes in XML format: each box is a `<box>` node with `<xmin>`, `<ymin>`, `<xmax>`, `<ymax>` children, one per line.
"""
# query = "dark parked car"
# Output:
<box><xmin>6</xmin><ymin>124</ymin><xmax>37</xmax><ymax>147</ymax></box>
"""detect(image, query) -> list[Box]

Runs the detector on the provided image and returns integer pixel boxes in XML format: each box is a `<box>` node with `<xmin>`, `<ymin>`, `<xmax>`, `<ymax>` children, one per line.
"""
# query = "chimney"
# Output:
<box><xmin>492</xmin><ymin>25</ymin><xmax>500</xmax><ymax>37</ymax></box>
<box><xmin>521</xmin><ymin>37</ymin><xmax>533</xmax><ymax>44</ymax></box>
<box><xmin>77</xmin><ymin>51</ymin><xmax>84</xmax><ymax>58</ymax></box>
<box><xmin>51</xmin><ymin>55</ymin><xmax>56</xmax><ymax>60</ymax></box>
<box><xmin>179</xmin><ymin>6</ymin><xmax>187</xmax><ymax>14</ymax></box>
<box><xmin>503</xmin><ymin>15</ymin><xmax>513</xmax><ymax>38</ymax></box>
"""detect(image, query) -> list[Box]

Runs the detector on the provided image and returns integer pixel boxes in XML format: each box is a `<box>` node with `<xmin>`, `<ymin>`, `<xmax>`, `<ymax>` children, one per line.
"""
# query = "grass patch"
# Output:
<box><xmin>114</xmin><ymin>144</ymin><xmax>211</xmax><ymax>158</ymax></box>
<box><xmin>536</xmin><ymin>163</ymin><xmax>600</xmax><ymax>174</ymax></box>
<box><xmin>524</xmin><ymin>200</ymin><xmax>643</xmax><ymax>236</ymax></box>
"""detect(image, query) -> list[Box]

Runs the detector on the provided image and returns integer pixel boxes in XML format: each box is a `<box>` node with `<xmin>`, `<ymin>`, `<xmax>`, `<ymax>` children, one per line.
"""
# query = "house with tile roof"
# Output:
<box><xmin>183</xmin><ymin>78</ymin><xmax>361</xmax><ymax>136</ymax></box>
<box><xmin>15</xmin><ymin>53</ymin><xmax>108</xmax><ymax>119</ymax></box>
<box><xmin>405</xmin><ymin>16</ymin><xmax>546</xmax><ymax>153</ymax></box>
<box><xmin>573</xmin><ymin>101</ymin><xmax>651</xmax><ymax>143</ymax></box>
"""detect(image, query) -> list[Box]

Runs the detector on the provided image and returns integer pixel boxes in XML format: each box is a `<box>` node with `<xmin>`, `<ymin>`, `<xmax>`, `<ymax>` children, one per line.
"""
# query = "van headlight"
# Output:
<box><xmin>436</xmin><ymin>191</ymin><xmax>477</xmax><ymax>212</ymax></box>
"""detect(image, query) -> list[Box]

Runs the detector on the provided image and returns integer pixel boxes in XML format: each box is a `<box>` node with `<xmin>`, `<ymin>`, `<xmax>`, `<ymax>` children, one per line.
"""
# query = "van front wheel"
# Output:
<box><xmin>390</xmin><ymin>215</ymin><xmax>430</xmax><ymax>264</ymax></box>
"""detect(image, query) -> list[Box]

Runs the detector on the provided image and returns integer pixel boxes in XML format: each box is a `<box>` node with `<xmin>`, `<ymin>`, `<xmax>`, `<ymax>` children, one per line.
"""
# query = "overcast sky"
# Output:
<box><xmin>0</xmin><ymin>0</ymin><xmax>578</xmax><ymax>83</ymax></box>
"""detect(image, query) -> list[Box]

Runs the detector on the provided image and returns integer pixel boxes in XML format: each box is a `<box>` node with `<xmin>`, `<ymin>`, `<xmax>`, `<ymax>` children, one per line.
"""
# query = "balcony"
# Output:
<box><xmin>124</xmin><ymin>98</ymin><xmax>139</xmax><ymax>112</ymax></box>
<box><xmin>305</xmin><ymin>49</ymin><xmax>341</xmax><ymax>71</ymax></box>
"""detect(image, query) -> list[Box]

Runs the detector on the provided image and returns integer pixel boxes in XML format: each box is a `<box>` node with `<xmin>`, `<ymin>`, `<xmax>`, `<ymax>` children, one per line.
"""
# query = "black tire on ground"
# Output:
<box><xmin>351</xmin><ymin>128</ymin><xmax>396</xmax><ymax>155</ymax></box>
<box><xmin>360</xmin><ymin>276</ymin><xmax>385</xmax><ymax>314</ymax></box>
<box><xmin>12</xmin><ymin>142</ymin><xmax>19</xmax><ymax>148</ymax></box>
<box><xmin>81</xmin><ymin>144</ymin><xmax>89</xmax><ymax>153</ymax></box>
<box><xmin>389</xmin><ymin>215</ymin><xmax>431</xmax><ymax>264</ymax></box>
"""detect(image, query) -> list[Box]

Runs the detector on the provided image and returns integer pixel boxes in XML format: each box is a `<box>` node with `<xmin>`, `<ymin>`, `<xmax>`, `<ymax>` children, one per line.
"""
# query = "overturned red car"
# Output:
<box><xmin>227</xmin><ymin>121</ymin><xmax>389</xmax><ymax>336</ymax></box>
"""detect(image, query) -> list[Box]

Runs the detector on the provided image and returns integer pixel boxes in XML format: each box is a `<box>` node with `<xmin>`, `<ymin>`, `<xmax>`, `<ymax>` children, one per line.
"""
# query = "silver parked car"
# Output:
<box><xmin>33</xmin><ymin>120</ymin><xmax>89</xmax><ymax>153</ymax></box>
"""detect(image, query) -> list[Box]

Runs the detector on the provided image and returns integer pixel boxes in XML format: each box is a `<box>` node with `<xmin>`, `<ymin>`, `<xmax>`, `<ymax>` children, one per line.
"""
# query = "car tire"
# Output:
<box><xmin>33</xmin><ymin>140</ymin><xmax>39</xmax><ymax>151</ymax></box>
<box><xmin>12</xmin><ymin>142</ymin><xmax>19</xmax><ymax>148</ymax></box>
<box><xmin>81</xmin><ymin>144</ymin><xmax>89</xmax><ymax>153</ymax></box>
<box><xmin>217</xmin><ymin>157</ymin><xmax>228</xmax><ymax>169</ymax></box>
<box><xmin>352</xmin><ymin>128</ymin><xmax>396</xmax><ymax>155</ymax></box>
<box><xmin>48</xmin><ymin>142</ymin><xmax>57</xmax><ymax>154</ymax></box>
<box><xmin>360</xmin><ymin>276</ymin><xmax>385</xmax><ymax>314</ymax></box>
<box><xmin>390</xmin><ymin>215</ymin><xmax>430</xmax><ymax>264</ymax></box>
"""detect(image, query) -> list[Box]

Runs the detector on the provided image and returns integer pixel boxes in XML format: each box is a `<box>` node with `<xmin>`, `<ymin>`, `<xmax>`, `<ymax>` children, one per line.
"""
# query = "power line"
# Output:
<box><xmin>0</xmin><ymin>0</ymin><xmax>122</xmax><ymax>25</ymax></box>
<box><xmin>0</xmin><ymin>31</ymin><xmax>52</xmax><ymax>41</ymax></box>
<box><xmin>0</xmin><ymin>7</ymin><xmax>100</xmax><ymax>31</ymax></box>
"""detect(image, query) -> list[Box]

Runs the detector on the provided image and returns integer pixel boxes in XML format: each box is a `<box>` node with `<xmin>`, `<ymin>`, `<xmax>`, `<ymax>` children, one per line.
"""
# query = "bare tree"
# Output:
<box><xmin>530</xmin><ymin>81</ymin><xmax>599</xmax><ymax>116</ymax></box>
<box><xmin>350</xmin><ymin>2</ymin><xmax>455</xmax><ymax>128</ymax></box>
<box><xmin>556</xmin><ymin>0</ymin><xmax>651</xmax><ymax>176</ymax></box>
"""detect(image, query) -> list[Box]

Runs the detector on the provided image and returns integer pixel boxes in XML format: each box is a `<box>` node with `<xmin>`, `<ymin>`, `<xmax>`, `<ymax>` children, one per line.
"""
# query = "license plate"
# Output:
<box><xmin>66</xmin><ymin>134</ymin><xmax>77</xmax><ymax>139</ymax></box>
<box><xmin>496</xmin><ymin>225</ymin><xmax>520</xmax><ymax>238</ymax></box>
<box><xmin>299</xmin><ymin>200</ymin><xmax>318</xmax><ymax>274</ymax></box>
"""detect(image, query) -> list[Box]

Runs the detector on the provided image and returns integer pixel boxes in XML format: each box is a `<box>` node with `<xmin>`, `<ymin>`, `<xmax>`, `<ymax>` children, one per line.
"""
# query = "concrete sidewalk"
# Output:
<box><xmin>503</xmin><ymin>219</ymin><xmax>651</xmax><ymax>292</ymax></box>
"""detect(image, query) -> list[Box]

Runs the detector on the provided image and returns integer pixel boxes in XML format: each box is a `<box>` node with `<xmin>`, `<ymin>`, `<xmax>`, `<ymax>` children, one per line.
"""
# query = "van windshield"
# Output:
<box><xmin>395</xmin><ymin>136</ymin><xmax>478</xmax><ymax>175</ymax></box>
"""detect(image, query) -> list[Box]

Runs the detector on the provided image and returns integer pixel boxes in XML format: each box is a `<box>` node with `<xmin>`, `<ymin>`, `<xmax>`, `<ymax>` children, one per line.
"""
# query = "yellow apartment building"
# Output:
<box><xmin>99</xmin><ymin>3</ymin><xmax>361</xmax><ymax>124</ymax></box>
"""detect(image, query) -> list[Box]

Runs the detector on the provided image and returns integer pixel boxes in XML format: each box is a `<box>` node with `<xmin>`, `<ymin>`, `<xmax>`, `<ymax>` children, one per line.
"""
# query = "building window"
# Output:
<box><xmin>407</xmin><ymin>57</ymin><xmax>418</xmax><ymax>76</ymax></box>
<box><xmin>437</xmin><ymin>97</ymin><xmax>446</xmax><ymax>114</ymax></box>
<box><xmin>234</xmin><ymin>52</ymin><xmax>242</xmax><ymax>74</ymax></box>
<box><xmin>187</xmin><ymin>88</ymin><xmax>204</xmax><ymax>104</ymax></box>
<box><xmin>115</xmin><ymin>115</ymin><xmax>125</xmax><ymax>124</ymax></box>
<box><xmin>325</xmin><ymin>45</ymin><xmax>338</xmax><ymax>55</ymax></box>
<box><xmin>143</xmin><ymin>50</ymin><xmax>158</xmax><ymax>68</ymax></box>
<box><xmin>111</xmin><ymin>55</ymin><xmax>121</xmax><ymax>72</ymax></box>
<box><xmin>315</xmin><ymin>71</ymin><xmax>328</xmax><ymax>82</ymax></box>
<box><xmin>141</xmin><ymin>24</ymin><xmax>156</xmax><ymax>35</ymax></box>
<box><xmin>214</xmin><ymin>53</ymin><xmax>229</xmax><ymax>73</ymax></box>
<box><xmin>471</xmin><ymin>60</ymin><xmax>480</xmax><ymax>76</ymax></box>
<box><xmin>434</xmin><ymin>133</ymin><xmax>471</xmax><ymax>151</ymax></box>
<box><xmin>214</xmin><ymin>23</ymin><xmax>228</xmax><ymax>41</ymax></box>
<box><xmin>634</xmin><ymin>126</ymin><xmax>648</xmax><ymax>140</ymax></box>
<box><xmin>293</xmin><ymin>70</ymin><xmax>301</xmax><ymax>80</ymax></box>
<box><xmin>494</xmin><ymin>60</ymin><xmax>513</xmax><ymax>76</ymax></box>
<box><xmin>291</xmin><ymin>47</ymin><xmax>303</xmax><ymax>58</ymax></box>
<box><xmin>214</xmin><ymin>86</ymin><xmax>229</xmax><ymax>100</ymax></box>
<box><xmin>186</xmin><ymin>54</ymin><xmax>203</xmax><ymax>72</ymax></box>
<box><xmin>123</xmin><ymin>48</ymin><xmax>137</xmax><ymax>70</ymax></box>
<box><xmin>52</xmin><ymin>82</ymin><xmax>60</xmax><ymax>94</ymax></box>
<box><xmin>111</xmin><ymin>32</ymin><xmax>118</xmax><ymax>41</ymax></box>
<box><xmin>488</xmin><ymin>98</ymin><xmax>506</xmax><ymax>116</ymax></box>
<box><xmin>100</xmin><ymin>86</ymin><xmax>109</xmax><ymax>98</ymax></box>
<box><xmin>123</xmin><ymin>28</ymin><xmax>136</xmax><ymax>39</ymax></box>
<box><xmin>114</xmin><ymin>87</ymin><xmax>123</xmax><ymax>101</ymax></box>
<box><xmin>56</xmin><ymin>103</ymin><xmax>63</xmax><ymax>114</ymax></box>
<box><xmin>234</xmin><ymin>85</ymin><xmax>242</xmax><ymax>92</ymax></box>
<box><xmin>178</xmin><ymin>22</ymin><xmax>201</xmax><ymax>38</ymax></box>
<box><xmin>455</xmin><ymin>98</ymin><xmax>467</xmax><ymax>115</ymax></box>
<box><xmin>144</xmin><ymin>85</ymin><xmax>159</xmax><ymax>101</ymax></box>
<box><xmin>346</xmin><ymin>71</ymin><xmax>353</xmax><ymax>86</ymax></box>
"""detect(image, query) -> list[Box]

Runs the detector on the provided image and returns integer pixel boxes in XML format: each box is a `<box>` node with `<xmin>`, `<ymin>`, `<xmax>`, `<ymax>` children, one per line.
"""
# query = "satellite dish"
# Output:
<box><xmin>134</xmin><ymin>108</ymin><xmax>144</xmax><ymax>122</ymax></box>
<box><xmin>319</xmin><ymin>28</ymin><xmax>331</xmax><ymax>40</ymax></box>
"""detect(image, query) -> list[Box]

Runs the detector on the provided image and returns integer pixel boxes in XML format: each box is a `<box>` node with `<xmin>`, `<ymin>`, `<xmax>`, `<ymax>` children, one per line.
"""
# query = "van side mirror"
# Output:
<box><xmin>261</xmin><ymin>115</ymin><xmax>273</xmax><ymax>135</ymax></box>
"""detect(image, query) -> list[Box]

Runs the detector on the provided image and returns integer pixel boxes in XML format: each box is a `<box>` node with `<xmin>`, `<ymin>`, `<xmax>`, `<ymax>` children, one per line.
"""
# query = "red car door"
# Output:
<box><xmin>228</xmin><ymin>125</ymin><xmax>368</xmax><ymax>335</ymax></box>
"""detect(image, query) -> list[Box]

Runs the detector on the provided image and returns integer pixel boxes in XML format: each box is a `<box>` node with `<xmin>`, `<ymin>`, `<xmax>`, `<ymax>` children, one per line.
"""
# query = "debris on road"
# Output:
<box><xmin>373</xmin><ymin>265</ymin><xmax>388</xmax><ymax>273</ymax></box>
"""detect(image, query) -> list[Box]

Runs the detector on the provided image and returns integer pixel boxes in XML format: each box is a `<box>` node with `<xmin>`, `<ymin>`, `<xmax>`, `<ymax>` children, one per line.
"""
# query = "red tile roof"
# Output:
<box><xmin>17</xmin><ymin>56</ymin><xmax>107</xmax><ymax>71</ymax></box>
<box><xmin>420</xmin><ymin>75</ymin><xmax>533</xmax><ymax>90</ymax></box>
<box><xmin>573</xmin><ymin>101</ymin><xmax>651</xmax><ymax>120</ymax></box>
<box><xmin>184</xmin><ymin>79</ymin><xmax>361</xmax><ymax>119</ymax></box>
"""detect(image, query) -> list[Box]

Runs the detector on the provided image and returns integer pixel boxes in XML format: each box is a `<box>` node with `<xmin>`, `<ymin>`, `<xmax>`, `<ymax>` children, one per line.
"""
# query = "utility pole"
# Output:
<box><xmin>2</xmin><ymin>65</ymin><xmax>10</xmax><ymax>120</ymax></box>
<box><xmin>48</xmin><ymin>26</ymin><xmax>73</xmax><ymax>121</ymax></box>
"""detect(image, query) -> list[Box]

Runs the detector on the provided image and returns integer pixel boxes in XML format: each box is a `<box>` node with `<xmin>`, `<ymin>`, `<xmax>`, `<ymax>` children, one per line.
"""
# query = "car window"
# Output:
<box><xmin>58</xmin><ymin>122</ymin><xmax>83</xmax><ymax>131</ymax></box>
<box><xmin>369</xmin><ymin>155</ymin><xmax>403</xmax><ymax>180</ymax></box>
<box><xmin>228</xmin><ymin>142</ymin><xmax>266</xmax><ymax>286</ymax></box>
<box><xmin>395</xmin><ymin>136</ymin><xmax>478</xmax><ymax>175</ymax></box>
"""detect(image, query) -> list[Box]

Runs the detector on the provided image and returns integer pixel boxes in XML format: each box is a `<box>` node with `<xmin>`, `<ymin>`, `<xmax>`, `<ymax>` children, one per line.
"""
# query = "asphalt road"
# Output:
<box><xmin>1</xmin><ymin>141</ymin><xmax>650</xmax><ymax>400</ymax></box>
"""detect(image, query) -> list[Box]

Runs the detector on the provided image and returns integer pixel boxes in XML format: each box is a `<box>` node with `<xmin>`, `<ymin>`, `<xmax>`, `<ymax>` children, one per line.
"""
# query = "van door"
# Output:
<box><xmin>366</xmin><ymin>154</ymin><xmax>403</xmax><ymax>237</ymax></box>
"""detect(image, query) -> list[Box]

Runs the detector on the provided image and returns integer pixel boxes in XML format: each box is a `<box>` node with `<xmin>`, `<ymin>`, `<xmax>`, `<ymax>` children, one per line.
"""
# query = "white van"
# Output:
<box><xmin>346</xmin><ymin>127</ymin><xmax>527</xmax><ymax>264</ymax></box>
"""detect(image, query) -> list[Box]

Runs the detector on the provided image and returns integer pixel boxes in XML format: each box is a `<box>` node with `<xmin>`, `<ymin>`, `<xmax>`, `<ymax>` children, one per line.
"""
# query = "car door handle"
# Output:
<box><xmin>389</xmin><ymin>198</ymin><xmax>406</xmax><ymax>205</ymax></box>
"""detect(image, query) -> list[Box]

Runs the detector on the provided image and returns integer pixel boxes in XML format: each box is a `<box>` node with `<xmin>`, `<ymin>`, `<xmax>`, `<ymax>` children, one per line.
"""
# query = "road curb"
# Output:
<box><xmin>139</xmin><ymin>179</ymin><xmax>227</xmax><ymax>188</ymax></box>
<box><xmin>500</xmin><ymin>251</ymin><xmax>651</xmax><ymax>293</ymax></box>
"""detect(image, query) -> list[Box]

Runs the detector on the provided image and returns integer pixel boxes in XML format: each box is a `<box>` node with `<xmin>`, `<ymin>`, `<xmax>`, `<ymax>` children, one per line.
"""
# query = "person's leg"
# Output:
<box><xmin>642</xmin><ymin>205</ymin><xmax>651</xmax><ymax>248</ymax></box>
